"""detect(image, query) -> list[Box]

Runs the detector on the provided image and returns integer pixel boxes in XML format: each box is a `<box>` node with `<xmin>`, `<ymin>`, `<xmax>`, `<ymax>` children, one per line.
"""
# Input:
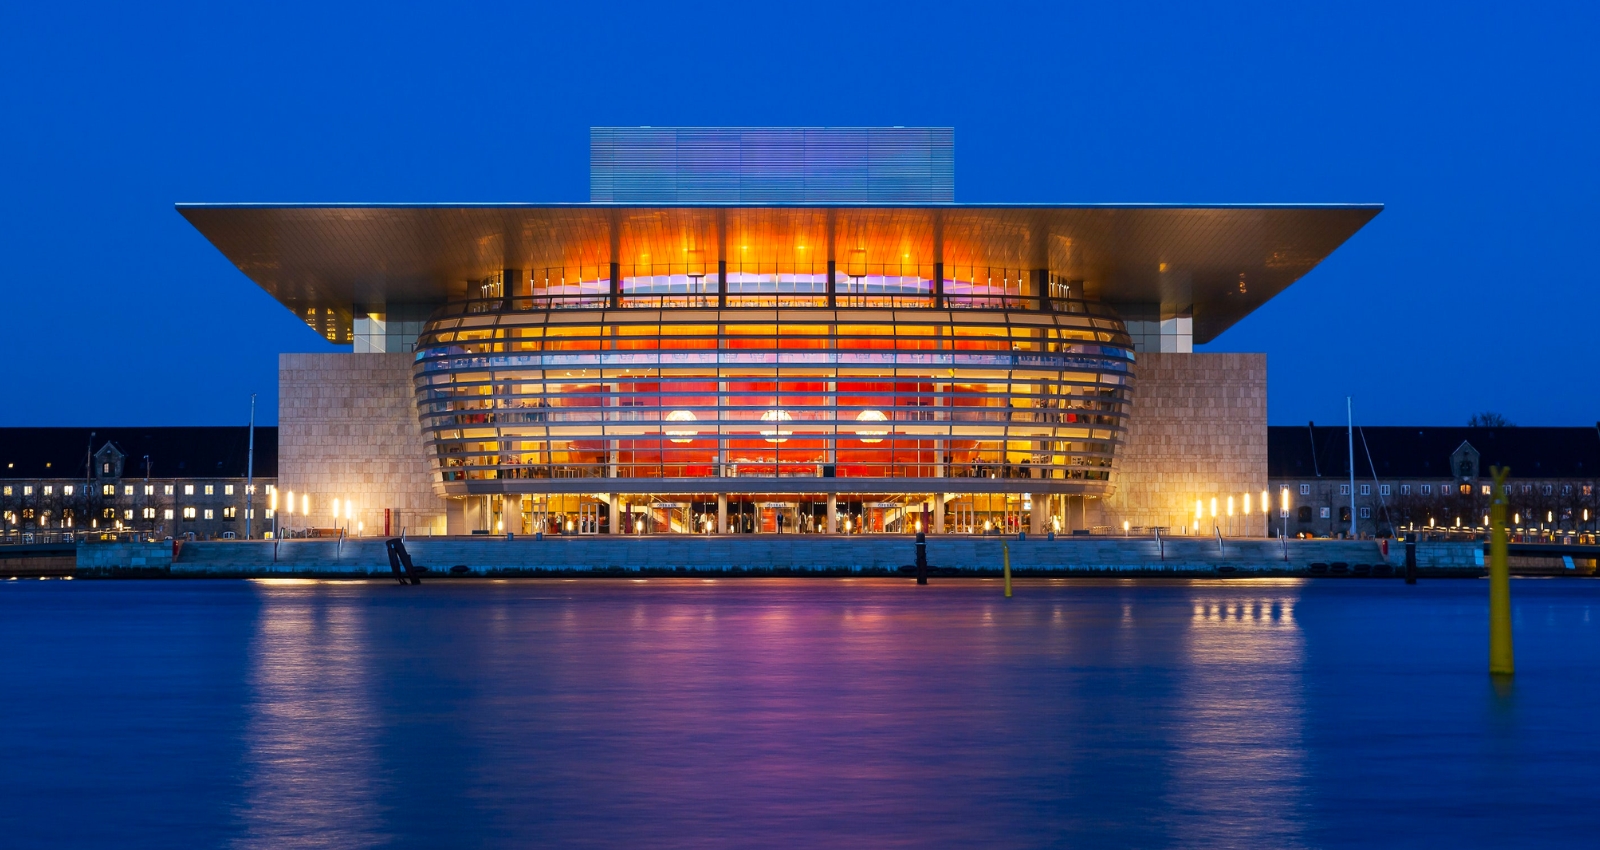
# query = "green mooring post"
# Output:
<box><xmin>1489</xmin><ymin>465</ymin><xmax>1514</xmax><ymax>676</ymax></box>
<box><xmin>1003</xmin><ymin>542</ymin><xmax>1013</xmax><ymax>598</ymax></box>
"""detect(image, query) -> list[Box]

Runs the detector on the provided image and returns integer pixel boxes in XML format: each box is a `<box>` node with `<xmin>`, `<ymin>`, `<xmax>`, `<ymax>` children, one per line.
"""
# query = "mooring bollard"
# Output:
<box><xmin>1003</xmin><ymin>541</ymin><xmax>1012</xmax><ymax>598</ymax></box>
<box><xmin>1489</xmin><ymin>465</ymin><xmax>1514</xmax><ymax>676</ymax></box>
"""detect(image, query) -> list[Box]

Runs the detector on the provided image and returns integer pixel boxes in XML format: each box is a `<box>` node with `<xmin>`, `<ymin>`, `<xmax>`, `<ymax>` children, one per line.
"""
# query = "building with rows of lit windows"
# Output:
<box><xmin>181</xmin><ymin>128</ymin><xmax>1379</xmax><ymax>537</ymax></box>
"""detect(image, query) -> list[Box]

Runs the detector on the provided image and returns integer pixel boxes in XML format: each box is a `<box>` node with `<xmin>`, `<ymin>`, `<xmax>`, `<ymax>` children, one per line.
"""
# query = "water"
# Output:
<box><xmin>2</xmin><ymin>577</ymin><xmax>1597</xmax><ymax>848</ymax></box>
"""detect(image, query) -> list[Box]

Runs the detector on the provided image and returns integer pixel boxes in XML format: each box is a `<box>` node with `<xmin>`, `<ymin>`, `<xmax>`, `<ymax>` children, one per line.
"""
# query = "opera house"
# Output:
<box><xmin>180</xmin><ymin>127</ymin><xmax>1379</xmax><ymax>537</ymax></box>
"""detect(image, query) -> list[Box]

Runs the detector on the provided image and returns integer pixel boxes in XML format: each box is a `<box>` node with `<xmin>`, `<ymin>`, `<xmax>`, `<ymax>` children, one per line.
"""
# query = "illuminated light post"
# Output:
<box><xmin>1194</xmin><ymin>499</ymin><xmax>1203</xmax><ymax>535</ymax></box>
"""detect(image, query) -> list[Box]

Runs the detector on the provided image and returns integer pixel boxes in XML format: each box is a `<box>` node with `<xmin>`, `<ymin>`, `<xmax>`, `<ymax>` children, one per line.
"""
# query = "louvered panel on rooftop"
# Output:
<box><xmin>590</xmin><ymin>127</ymin><xmax>955</xmax><ymax>204</ymax></box>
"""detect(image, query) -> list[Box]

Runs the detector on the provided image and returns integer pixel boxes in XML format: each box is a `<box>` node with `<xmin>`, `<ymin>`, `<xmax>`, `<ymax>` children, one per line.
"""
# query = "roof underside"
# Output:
<box><xmin>178</xmin><ymin>204</ymin><xmax>1380</xmax><ymax>343</ymax></box>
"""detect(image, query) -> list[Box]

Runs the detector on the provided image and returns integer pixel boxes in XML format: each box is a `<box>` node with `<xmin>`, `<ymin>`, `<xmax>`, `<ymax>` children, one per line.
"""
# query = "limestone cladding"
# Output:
<box><xmin>1100</xmin><ymin>352</ymin><xmax>1268</xmax><ymax>533</ymax></box>
<box><xmin>279</xmin><ymin>353</ymin><xmax>446</xmax><ymax>534</ymax></box>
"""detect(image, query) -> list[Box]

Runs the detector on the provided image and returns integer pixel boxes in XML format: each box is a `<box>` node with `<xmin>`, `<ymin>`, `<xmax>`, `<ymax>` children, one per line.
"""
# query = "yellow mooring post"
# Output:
<box><xmin>1489</xmin><ymin>465</ymin><xmax>1514</xmax><ymax>676</ymax></box>
<box><xmin>1003</xmin><ymin>542</ymin><xmax>1013</xmax><ymax>598</ymax></box>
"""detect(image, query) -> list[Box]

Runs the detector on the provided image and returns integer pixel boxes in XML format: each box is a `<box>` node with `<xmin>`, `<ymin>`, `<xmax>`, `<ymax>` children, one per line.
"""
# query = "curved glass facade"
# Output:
<box><xmin>413</xmin><ymin>297</ymin><xmax>1133</xmax><ymax>500</ymax></box>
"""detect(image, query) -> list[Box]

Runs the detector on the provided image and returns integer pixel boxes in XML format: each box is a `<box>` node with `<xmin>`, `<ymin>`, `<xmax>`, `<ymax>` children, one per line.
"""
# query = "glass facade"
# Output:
<box><xmin>414</xmin><ymin>283</ymin><xmax>1133</xmax><ymax>531</ymax></box>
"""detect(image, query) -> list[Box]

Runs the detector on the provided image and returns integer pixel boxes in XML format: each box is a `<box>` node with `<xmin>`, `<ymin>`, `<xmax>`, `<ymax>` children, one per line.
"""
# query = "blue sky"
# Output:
<box><xmin>1</xmin><ymin>0</ymin><xmax>1594</xmax><ymax>427</ymax></box>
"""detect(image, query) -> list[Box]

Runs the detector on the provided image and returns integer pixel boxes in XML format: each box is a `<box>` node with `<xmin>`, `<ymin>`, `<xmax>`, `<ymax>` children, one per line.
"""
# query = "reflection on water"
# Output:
<box><xmin>233</xmin><ymin>582</ymin><xmax>383</xmax><ymax>848</ymax></box>
<box><xmin>5</xmin><ymin>578</ymin><xmax>1600</xmax><ymax>848</ymax></box>
<box><xmin>1170</xmin><ymin>588</ymin><xmax>1306</xmax><ymax>846</ymax></box>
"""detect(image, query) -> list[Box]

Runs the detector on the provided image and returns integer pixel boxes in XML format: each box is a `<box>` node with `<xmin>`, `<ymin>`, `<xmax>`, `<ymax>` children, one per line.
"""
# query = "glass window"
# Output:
<box><xmin>163</xmin><ymin>509</ymin><xmax>174</xmax><ymax>520</ymax></box>
<box><xmin>1543</xmin><ymin>485</ymin><xmax>1553</xmax><ymax>495</ymax></box>
<box><xmin>143</xmin><ymin>508</ymin><xmax>155</xmax><ymax>519</ymax></box>
<box><xmin>184</xmin><ymin>484</ymin><xmax>194</xmax><ymax>496</ymax></box>
<box><xmin>45</xmin><ymin>486</ymin><xmax>54</xmax><ymax>496</ymax></box>
<box><xmin>1481</xmin><ymin>485</ymin><xmax>1491</xmax><ymax>495</ymax></box>
<box><xmin>2</xmin><ymin>486</ymin><xmax>9</xmax><ymax>496</ymax></box>
<box><xmin>204</xmin><ymin>509</ymin><xmax>214</xmax><ymax>520</ymax></box>
<box><xmin>123</xmin><ymin>509</ymin><xmax>133</xmax><ymax>520</ymax></box>
<box><xmin>205</xmin><ymin>485</ymin><xmax>214</xmax><ymax>496</ymax></box>
<box><xmin>1339</xmin><ymin>484</ymin><xmax>1350</xmax><ymax>496</ymax></box>
<box><xmin>164</xmin><ymin>485</ymin><xmax>174</xmax><ymax>496</ymax></box>
<box><xmin>265</xmin><ymin>509</ymin><xmax>274</xmax><ymax>518</ymax></box>
<box><xmin>1299</xmin><ymin>484</ymin><xmax>1310</xmax><ymax>496</ymax></box>
<box><xmin>1380</xmin><ymin>484</ymin><xmax>1391</xmax><ymax>496</ymax></box>
<box><xmin>1359</xmin><ymin>484</ymin><xmax>1370</xmax><ymax>496</ymax></box>
<box><xmin>182</xmin><ymin>507</ymin><xmax>196</xmax><ymax>520</ymax></box>
<box><xmin>23</xmin><ymin>486</ymin><xmax>33</xmax><ymax>496</ymax></box>
<box><xmin>1359</xmin><ymin>507</ymin><xmax>1371</xmax><ymax>518</ymax></box>
<box><xmin>224</xmin><ymin>485</ymin><xmax>234</xmax><ymax>496</ymax></box>
<box><xmin>144</xmin><ymin>485</ymin><xmax>154</xmax><ymax>495</ymax></box>
<box><xmin>1319</xmin><ymin>507</ymin><xmax>1331</xmax><ymax>519</ymax></box>
<box><xmin>1400</xmin><ymin>484</ymin><xmax>1410</xmax><ymax>495</ymax></box>
<box><xmin>123</xmin><ymin>485</ymin><xmax>133</xmax><ymax>495</ymax></box>
<box><xmin>223</xmin><ymin>507</ymin><xmax>236</xmax><ymax>519</ymax></box>
<box><xmin>1421</xmin><ymin>484</ymin><xmax>1432</xmax><ymax>495</ymax></box>
<box><xmin>102</xmin><ymin>484</ymin><xmax>115</xmax><ymax>496</ymax></box>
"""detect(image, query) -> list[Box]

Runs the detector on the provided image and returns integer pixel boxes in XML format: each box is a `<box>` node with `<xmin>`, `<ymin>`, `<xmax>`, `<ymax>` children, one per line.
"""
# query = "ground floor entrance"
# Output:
<box><xmin>458</xmin><ymin>492</ymin><xmax>1092</xmax><ymax>536</ymax></box>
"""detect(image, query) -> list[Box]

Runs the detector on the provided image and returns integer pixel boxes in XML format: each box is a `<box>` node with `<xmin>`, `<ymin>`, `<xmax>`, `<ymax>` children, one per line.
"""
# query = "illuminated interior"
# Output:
<box><xmin>415</xmin><ymin>287</ymin><xmax>1134</xmax><ymax>525</ymax></box>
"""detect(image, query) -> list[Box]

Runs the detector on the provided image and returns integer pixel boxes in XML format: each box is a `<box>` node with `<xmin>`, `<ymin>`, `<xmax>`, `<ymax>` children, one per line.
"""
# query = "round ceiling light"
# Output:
<box><xmin>855</xmin><ymin>409</ymin><xmax>888</xmax><ymax>443</ymax></box>
<box><xmin>665</xmin><ymin>410</ymin><xmax>697</xmax><ymax>443</ymax></box>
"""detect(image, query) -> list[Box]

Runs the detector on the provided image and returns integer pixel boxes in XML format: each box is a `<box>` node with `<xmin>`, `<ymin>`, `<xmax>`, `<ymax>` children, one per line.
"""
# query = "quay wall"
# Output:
<box><xmin>149</xmin><ymin>535</ymin><xmax>1393</xmax><ymax>575</ymax></box>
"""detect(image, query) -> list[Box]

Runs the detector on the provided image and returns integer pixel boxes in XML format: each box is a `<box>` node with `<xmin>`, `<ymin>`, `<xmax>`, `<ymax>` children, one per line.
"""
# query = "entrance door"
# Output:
<box><xmin>950</xmin><ymin>501</ymin><xmax>975</xmax><ymax>534</ymax></box>
<box><xmin>578</xmin><ymin>502</ymin><xmax>601</xmax><ymax>535</ymax></box>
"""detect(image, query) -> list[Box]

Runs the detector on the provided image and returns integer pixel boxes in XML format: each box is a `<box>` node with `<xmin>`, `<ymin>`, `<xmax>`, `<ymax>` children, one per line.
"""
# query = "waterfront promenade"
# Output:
<box><xmin>56</xmin><ymin>534</ymin><xmax>1578</xmax><ymax>576</ymax></box>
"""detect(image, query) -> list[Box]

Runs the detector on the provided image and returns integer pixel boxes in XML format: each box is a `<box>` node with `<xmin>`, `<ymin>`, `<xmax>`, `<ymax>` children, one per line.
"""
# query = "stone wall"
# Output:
<box><xmin>1099</xmin><ymin>352</ymin><xmax>1268</xmax><ymax>532</ymax></box>
<box><xmin>279</xmin><ymin>353</ymin><xmax>447</xmax><ymax>535</ymax></box>
<box><xmin>171</xmin><ymin>535</ymin><xmax>1387</xmax><ymax>574</ymax></box>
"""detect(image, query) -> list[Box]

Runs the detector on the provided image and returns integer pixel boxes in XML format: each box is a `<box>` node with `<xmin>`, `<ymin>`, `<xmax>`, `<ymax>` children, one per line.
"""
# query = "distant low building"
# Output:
<box><xmin>1268</xmin><ymin>425</ymin><xmax>1600</xmax><ymax>538</ymax></box>
<box><xmin>0</xmin><ymin>427</ymin><xmax>277</xmax><ymax>541</ymax></box>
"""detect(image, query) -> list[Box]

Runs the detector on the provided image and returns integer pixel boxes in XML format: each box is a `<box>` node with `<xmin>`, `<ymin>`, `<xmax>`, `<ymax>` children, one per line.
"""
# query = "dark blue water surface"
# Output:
<box><xmin>2</xmin><ymin>577</ymin><xmax>1598</xmax><ymax>848</ymax></box>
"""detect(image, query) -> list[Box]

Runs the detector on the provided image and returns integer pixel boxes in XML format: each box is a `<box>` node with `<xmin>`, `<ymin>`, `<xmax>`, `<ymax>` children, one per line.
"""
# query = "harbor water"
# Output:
<box><xmin>1</xmin><ymin>577</ymin><xmax>1597</xmax><ymax>848</ymax></box>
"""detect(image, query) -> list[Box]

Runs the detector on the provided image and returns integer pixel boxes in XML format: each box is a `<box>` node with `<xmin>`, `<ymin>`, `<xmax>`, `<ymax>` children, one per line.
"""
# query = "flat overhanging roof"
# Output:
<box><xmin>177</xmin><ymin>202</ymin><xmax>1380</xmax><ymax>343</ymax></box>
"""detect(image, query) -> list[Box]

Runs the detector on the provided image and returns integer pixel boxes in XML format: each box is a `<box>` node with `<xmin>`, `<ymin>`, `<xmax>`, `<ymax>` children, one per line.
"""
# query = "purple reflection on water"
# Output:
<box><xmin>1</xmin><ymin>578</ymin><xmax>1598</xmax><ymax>848</ymax></box>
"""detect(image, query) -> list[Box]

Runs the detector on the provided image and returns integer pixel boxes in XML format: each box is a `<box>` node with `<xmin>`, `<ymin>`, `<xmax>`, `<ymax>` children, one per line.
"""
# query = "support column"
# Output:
<box><xmin>934</xmin><ymin>494</ymin><xmax>945</xmax><ymax>534</ymax></box>
<box><xmin>1030</xmin><ymin>494</ymin><xmax>1045</xmax><ymax>536</ymax></box>
<box><xmin>826</xmin><ymin>259</ymin><xmax>837</xmax><ymax>308</ymax></box>
<box><xmin>608</xmin><ymin>494</ymin><xmax>619</xmax><ymax>533</ymax></box>
<box><xmin>826</xmin><ymin>493</ymin><xmax>838</xmax><ymax>534</ymax></box>
<box><xmin>610</xmin><ymin>261</ymin><xmax>622</xmax><ymax>308</ymax></box>
<box><xmin>717</xmin><ymin>493</ymin><xmax>728</xmax><ymax>534</ymax></box>
<box><xmin>1030</xmin><ymin>268</ymin><xmax>1048</xmax><ymax>311</ymax></box>
<box><xmin>932</xmin><ymin>261</ymin><xmax>943</xmax><ymax>308</ymax></box>
<box><xmin>717</xmin><ymin>260</ymin><xmax>727</xmax><ymax>309</ymax></box>
<box><xmin>502</xmin><ymin>268</ymin><xmax>527</xmax><ymax>312</ymax></box>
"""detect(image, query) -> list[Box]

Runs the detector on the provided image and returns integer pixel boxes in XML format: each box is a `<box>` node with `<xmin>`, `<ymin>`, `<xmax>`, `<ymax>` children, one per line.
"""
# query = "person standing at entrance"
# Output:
<box><xmin>776</xmin><ymin>512</ymin><xmax>785</xmax><ymax>534</ymax></box>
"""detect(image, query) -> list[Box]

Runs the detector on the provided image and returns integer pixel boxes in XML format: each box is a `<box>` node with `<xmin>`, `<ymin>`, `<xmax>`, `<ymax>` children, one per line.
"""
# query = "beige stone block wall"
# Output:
<box><xmin>1098</xmin><ymin>352</ymin><xmax>1268</xmax><ymax>534</ymax></box>
<box><xmin>279</xmin><ymin>353</ymin><xmax>447</xmax><ymax>535</ymax></box>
